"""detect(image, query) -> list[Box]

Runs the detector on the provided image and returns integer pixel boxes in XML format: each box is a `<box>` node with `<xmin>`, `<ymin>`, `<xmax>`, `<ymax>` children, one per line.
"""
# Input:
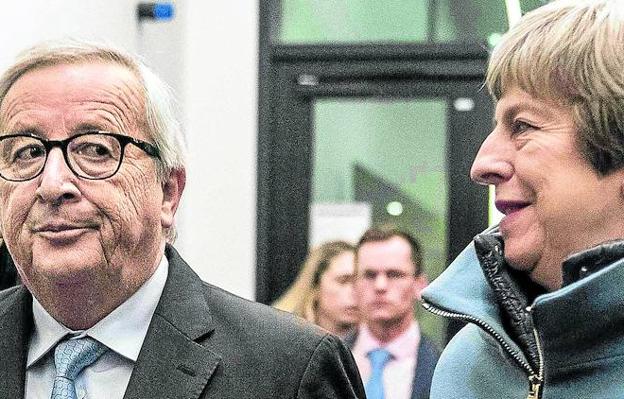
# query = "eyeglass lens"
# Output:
<box><xmin>0</xmin><ymin>134</ymin><xmax>123</xmax><ymax>181</ymax></box>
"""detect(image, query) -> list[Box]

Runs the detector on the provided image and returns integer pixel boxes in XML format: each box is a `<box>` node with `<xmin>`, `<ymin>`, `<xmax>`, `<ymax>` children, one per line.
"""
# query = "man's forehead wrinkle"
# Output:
<box><xmin>79</xmin><ymin>101</ymin><xmax>134</xmax><ymax>132</ymax></box>
<box><xmin>0</xmin><ymin>63</ymin><xmax>146</xmax><ymax>133</ymax></box>
<box><xmin>115</xmin><ymin>77</ymin><xmax>145</xmax><ymax>115</ymax></box>
<box><xmin>0</xmin><ymin>109</ymin><xmax>40</xmax><ymax>134</ymax></box>
<box><xmin>0</xmin><ymin>91</ymin><xmax>42</xmax><ymax>131</ymax></box>
<box><xmin>84</xmin><ymin>79</ymin><xmax>145</xmax><ymax>132</ymax></box>
<box><xmin>72</xmin><ymin>107</ymin><xmax>126</xmax><ymax>133</ymax></box>
<box><xmin>0</xmin><ymin>99</ymin><xmax>129</xmax><ymax>136</ymax></box>
<box><xmin>120</xmin><ymin>78</ymin><xmax>147</xmax><ymax>131</ymax></box>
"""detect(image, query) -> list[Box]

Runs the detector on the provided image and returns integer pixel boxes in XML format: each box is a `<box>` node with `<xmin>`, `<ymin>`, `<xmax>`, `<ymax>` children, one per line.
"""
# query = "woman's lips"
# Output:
<box><xmin>496</xmin><ymin>200</ymin><xmax>530</xmax><ymax>232</ymax></box>
<box><xmin>495</xmin><ymin>200</ymin><xmax>530</xmax><ymax>215</ymax></box>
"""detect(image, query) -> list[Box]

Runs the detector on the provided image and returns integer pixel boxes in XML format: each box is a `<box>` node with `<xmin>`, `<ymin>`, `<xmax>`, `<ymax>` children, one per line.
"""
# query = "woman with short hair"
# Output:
<box><xmin>422</xmin><ymin>1</ymin><xmax>624</xmax><ymax>397</ymax></box>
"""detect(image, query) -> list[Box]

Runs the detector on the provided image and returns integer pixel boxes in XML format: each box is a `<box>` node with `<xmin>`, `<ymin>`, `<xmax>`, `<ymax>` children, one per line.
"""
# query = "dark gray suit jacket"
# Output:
<box><xmin>0</xmin><ymin>245</ymin><xmax>365</xmax><ymax>398</ymax></box>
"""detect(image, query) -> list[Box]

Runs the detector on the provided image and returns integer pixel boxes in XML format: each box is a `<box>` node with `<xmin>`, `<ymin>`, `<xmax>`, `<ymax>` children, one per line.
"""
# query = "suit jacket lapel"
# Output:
<box><xmin>0</xmin><ymin>286</ymin><xmax>32</xmax><ymax>398</ymax></box>
<box><xmin>123</xmin><ymin>245</ymin><xmax>221</xmax><ymax>399</ymax></box>
<box><xmin>411</xmin><ymin>336</ymin><xmax>438</xmax><ymax>399</ymax></box>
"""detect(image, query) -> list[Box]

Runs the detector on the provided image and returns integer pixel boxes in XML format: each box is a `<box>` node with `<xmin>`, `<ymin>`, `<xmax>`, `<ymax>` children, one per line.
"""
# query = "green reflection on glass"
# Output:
<box><xmin>313</xmin><ymin>98</ymin><xmax>448</xmax><ymax>347</ymax></box>
<box><xmin>279</xmin><ymin>0</ymin><xmax>545</xmax><ymax>45</ymax></box>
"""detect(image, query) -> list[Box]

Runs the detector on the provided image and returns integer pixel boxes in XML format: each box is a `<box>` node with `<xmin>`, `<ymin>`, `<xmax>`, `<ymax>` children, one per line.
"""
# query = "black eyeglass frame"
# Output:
<box><xmin>0</xmin><ymin>131</ymin><xmax>161</xmax><ymax>182</ymax></box>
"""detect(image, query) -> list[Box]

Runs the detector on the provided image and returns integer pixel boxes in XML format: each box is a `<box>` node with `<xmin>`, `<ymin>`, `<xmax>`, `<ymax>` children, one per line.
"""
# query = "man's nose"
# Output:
<box><xmin>35</xmin><ymin>148</ymin><xmax>81</xmax><ymax>204</ymax></box>
<box><xmin>345</xmin><ymin>286</ymin><xmax>357</xmax><ymax>304</ymax></box>
<box><xmin>470</xmin><ymin>130</ymin><xmax>513</xmax><ymax>186</ymax></box>
<box><xmin>373</xmin><ymin>274</ymin><xmax>388</xmax><ymax>290</ymax></box>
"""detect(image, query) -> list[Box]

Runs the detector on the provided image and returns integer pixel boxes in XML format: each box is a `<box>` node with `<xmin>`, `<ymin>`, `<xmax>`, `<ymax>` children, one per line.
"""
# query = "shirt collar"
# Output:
<box><xmin>27</xmin><ymin>253</ymin><xmax>169</xmax><ymax>367</ymax></box>
<box><xmin>354</xmin><ymin>320</ymin><xmax>420</xmax><ymax>361</ymax></box>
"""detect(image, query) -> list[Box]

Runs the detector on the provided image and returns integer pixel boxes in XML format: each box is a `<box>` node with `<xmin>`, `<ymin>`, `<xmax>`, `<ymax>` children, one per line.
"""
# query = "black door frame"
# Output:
<box><xmin>257</xmin><ymin>42</ymin><xmax>492</xmax><ymax>300</ymax></box>
<box><xmin>257</xmin><ymin>4</ymin><xmax>493</xmax><ymax>324</ymax></box>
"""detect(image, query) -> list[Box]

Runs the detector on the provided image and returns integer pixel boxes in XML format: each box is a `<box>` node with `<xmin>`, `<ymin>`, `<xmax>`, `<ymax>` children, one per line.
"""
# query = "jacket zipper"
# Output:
<box><xmin>422</xmin><ymin>302</ymin><xmax>544</xmax><ymax>398</ymax></box>
<box><xmin>526</xmin><ymin>310</ymin><xmax>544</xmax><ymax>399</ymax></box>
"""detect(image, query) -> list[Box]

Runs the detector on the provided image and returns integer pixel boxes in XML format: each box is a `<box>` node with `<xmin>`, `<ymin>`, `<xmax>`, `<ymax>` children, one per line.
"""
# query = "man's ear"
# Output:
<box><xmin>161</xmin><ymin>168</ymin><xmax>186</xmax><ymax>228</ymax></box>
<box><xmin>413</xmin><ymin>273</ymin><xmax>429</xmax><ymax>301</ymax></box>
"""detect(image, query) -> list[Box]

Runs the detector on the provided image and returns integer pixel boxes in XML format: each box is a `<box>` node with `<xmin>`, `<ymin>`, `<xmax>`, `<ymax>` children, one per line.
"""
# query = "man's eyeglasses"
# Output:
<box><xmin>0</xmin><ymin>131</ymin><xmax>160</xmax><ymax>182</ymax></box>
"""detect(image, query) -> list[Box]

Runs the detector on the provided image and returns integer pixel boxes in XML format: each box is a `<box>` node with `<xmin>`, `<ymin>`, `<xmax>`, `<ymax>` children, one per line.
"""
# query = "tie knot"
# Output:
<box><xmin>368</xmin><ymin>348</ymin><xmax>392</xmax><ymax>369</ymax></box>
<box><xmin>54</xmin><ymin>337</ymin><xmax>108</xmax><ymax>380</ymax></box>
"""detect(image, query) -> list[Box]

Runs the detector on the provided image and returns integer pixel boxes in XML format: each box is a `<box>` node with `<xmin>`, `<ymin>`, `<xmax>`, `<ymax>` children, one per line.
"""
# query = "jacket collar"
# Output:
<box><xmin>532</xmin><ymin>251</ymin><xmax>624</xmax><ymax>369</ymax></box>
<box><xmin>421</xmin><ymin>237</ymin><xmax>516</xmax><ymax>341</ymax></box>
<box><xmin>424</xmin><ymin>230</ymin><xmax>624</xmax><ymax>372</ymax></box>
<box><xmin>421</xmin><ymin>226</ymin><xmax>540</xmax><ymax>372</ymax></box>
<box><xmin>123</xmin><ymin>244</ymin><xmax>221</xmax><ymax>399</ymax></box>
<box><xmin>562</xmin><ymin>239</ymin><xmax>624</xmax><ymax>286</ymax></box>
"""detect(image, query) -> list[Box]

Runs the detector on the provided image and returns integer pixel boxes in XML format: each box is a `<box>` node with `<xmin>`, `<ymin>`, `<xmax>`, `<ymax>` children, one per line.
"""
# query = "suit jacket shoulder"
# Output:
<box><xmin>0</xmin><ymin>243</ymin><xmax>19</xmax><ymax>290</ymax></box>
<box><xmin>203</xmin><ymin>283</ymin><xmax>364</xmax><ymax>398</ymax></box>
<box><xmin>125</xmin><ymin>245</ymin><xmax>365</xmax><ymax>399</ymax></box>
<box><xmin>0</xmin><ymin>284</ymin><xmax>32</xmax><ymax>398</ymax></box>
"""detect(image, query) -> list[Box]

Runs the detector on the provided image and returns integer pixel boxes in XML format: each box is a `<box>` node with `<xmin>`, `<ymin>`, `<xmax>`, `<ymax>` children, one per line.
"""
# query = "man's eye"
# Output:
<box><xmin>75</xmin><ymin>143</ymin><xmax>113</xmax><ymax>158</ymax></box>
<box><xmin>364</xmin><ymin>271</ymin><xmax>376</xmax><ymax>280</ymax></box>
<box><xmin>14</xmin><ymin>145</ymin><xmax>45</xmax><ymax>161</ymax></box>
<box><xmin>387</xmin><ymin>271</ymin><xmax>405</xmax><ymax>279</ymax></box>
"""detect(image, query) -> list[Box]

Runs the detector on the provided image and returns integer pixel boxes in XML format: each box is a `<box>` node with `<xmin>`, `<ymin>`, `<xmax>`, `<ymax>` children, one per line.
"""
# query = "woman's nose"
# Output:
<box><xmin>470</xmin><ymin>130</ymin><xmax>513</xmax><ymax>186</ymax></box>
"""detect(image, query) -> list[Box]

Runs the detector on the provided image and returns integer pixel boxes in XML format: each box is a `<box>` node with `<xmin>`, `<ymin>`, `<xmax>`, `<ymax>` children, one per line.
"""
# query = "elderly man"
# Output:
<box><xmin>0</xmin><ymin>40</ymin><xmax>364</xmax><ymax>399</ymax></box>
<box><xmin>347</xmin><ymin>226</ymin><xmax>439</xmax><ymax>399</ymax></box>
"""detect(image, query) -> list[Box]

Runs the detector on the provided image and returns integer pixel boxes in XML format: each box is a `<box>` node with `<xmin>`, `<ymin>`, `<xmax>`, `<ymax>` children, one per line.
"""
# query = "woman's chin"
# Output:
<box><xmin>503</xmin><ymin>250</ymin><xmax>537</xmax><ymax>273</ymax></box>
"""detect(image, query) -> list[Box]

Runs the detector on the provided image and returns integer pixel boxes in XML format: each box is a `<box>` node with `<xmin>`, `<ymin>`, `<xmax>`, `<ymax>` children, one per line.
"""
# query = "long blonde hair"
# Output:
<box><xmin>273</xmin><ymin>241</ymin><xmax>354</xmax><ymax>323</ymax></box>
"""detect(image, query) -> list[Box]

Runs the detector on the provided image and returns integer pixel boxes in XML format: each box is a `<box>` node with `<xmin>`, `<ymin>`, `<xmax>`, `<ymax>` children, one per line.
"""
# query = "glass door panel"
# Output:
<box><xmin>279</xmin><ymin>0</ymin><xmax>545</xmax><ymax>45</ymax></box>
<box><xmin>312</xmin><ymin>98</ymin><xmax>448</xmax><ymax>347</ymax></box>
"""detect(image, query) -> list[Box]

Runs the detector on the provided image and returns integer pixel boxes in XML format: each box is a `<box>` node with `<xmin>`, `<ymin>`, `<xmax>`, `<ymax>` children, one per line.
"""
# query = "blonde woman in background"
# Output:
<box><xmin>274</xmin><ymin>241</ymin><xmax>359</xmax><ymax>338</ymax></box>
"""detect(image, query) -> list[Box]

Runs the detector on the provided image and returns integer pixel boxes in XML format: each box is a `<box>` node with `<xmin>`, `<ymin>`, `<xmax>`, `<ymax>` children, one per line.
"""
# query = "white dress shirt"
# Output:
<box><xmin>352</xmin><ymin>321</ymin><xmax>421</xmax><ymax>399</ymax></box>
<box><xmin>25</xmin><ymin>254</ymin><xmax>169</xmax><ymax>399</ymax></box>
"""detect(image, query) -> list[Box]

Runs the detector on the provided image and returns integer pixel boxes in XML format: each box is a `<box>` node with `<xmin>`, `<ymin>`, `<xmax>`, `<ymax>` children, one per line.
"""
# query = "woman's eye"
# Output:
<box><xmin>510</xmin><ymin>120</ymin><xmax>534</xmax><ymax>135</ymax></box>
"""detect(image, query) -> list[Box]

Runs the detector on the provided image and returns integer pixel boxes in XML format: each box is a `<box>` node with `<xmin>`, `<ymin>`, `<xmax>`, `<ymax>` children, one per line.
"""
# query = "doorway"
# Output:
<box><xmin>257</xmin><ymin>39</ymin><xmax>492</xmax><ymax>344</ymax></box>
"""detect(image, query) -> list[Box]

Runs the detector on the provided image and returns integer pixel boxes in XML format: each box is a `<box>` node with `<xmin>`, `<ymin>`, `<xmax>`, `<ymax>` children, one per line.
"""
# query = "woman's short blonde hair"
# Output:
<box><xmin>487</xmin><ymin>0</ymin><xmax>624</xmax><ymax>174</ymax></box>
<box><xmin>273</xmin><ymin>241</ymin><xmax>354</xmax><ymax>323</ymax></box>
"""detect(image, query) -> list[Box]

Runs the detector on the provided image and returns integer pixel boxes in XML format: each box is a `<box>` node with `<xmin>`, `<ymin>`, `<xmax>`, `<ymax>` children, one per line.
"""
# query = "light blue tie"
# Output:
<box><xmin>51</xmin><ymin>337</ymin><xmax>108</xmax><ymax>399</ymax></box>
<box><xmin>365</xmin><ymin>348</ymin><xmax>392</xmax><ymax>399</ymax></box>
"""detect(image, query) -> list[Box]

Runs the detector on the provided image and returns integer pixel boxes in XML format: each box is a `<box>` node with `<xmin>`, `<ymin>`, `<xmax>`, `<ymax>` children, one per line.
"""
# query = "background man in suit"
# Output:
<box><xmin>0</xmin><ymin>40</ymin><xmax>365</xmax><ymax>399</ymax></box>
<box><xmin>348</xmin><ymin>226</ymin><xmax>439</xmax><ymax>399</ymax></box>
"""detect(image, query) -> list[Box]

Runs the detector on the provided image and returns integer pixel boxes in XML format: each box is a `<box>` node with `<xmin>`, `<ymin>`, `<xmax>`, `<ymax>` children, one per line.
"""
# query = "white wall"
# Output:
<box><xmin>0</xmin><ymin>1</ymin><xmax>139</xmax><ymax>69</ymax></box>
<box><xmin>0</xmin><ymin>1</ymin><xmax>258</xmax><ymax>299</ymax></box>
<box><xmin>177</xmin><ymin>1</ymin><xmax>258</xmax><ymax>299</ymax></box>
